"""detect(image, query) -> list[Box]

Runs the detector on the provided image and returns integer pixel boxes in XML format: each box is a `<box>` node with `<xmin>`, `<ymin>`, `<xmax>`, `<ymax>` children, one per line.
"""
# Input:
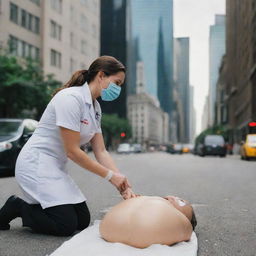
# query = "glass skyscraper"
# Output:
<box><xmin>209</xmin><ymin>15</ymin><xmax>226</xmax><ymax>126</ymax></box>
<box><xmin>100</xmin><ymin>0</ymin><xmax>127</xmax><ymax>118</ymax></box>
<box><xmin>129</xmin><ymin>0</ymin><xmax>174</xmax><ymax>114</ymax></box>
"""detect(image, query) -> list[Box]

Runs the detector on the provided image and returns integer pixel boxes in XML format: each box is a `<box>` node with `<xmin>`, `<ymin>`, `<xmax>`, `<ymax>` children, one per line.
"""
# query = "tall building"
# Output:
<box><xmin>127</xmin><ymin>61</ymin><xmax>169</xmax><ymax>147</ymax></box>
<box><xmin>208</xmin><ymin>15</ymin><xmax>226</xmax><ymax>127</ymax></box>
<box><xmin>189</xmin><ymin>85</ymin><xmax>196</xmax><ymax>143</ymax></box>
<box><xmin>129</xmin><ymin>0</ymin><xmax>174</xmax><ymax>114</ymax></box>
<box><xmin>215</xmin><ymin>55</ymin><xmax>228</xmax><ymax>127</ymax></box>
<box><xmin>202</xmin><ymin>95</ymin><xmax>209</xmax><ymax>131</ymax></box>
<box><xmin>173</xmin><ymin>37</ymin><xmax>190</xmax><ymax>143</ymax></box>
<box><xmin>225</xmin><ymin>0</ymin><xmax>256</xmax><ymax>143</ymax></box>
<box><xmin>157</xmin><ymin>17</ymin><xmax>171</xmax><ymax>115</ymax></box>
<box><xmin>171</xmin><ymin>83</ymin><xmax>184</xmax><ymax>143</ymax></box>
<box><xmin>99</xmin><ymin>0</ymin><xmax>127</xmax><ymax>118</ymax></box>
<box><xmin>0</xmin><ymin>0</ymin><xmax>100</xmax><ymax>83</ymax></box>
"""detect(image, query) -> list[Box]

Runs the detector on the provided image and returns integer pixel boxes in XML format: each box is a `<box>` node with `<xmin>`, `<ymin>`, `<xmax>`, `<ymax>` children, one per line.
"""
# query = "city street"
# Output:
<box><xmin>0</xmin><ymin>152</ymin><xmax>256</xmax><ymax>256</ymax></box>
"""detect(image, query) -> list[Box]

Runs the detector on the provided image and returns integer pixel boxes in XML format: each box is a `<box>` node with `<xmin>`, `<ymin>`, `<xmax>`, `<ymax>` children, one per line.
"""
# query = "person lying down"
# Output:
<box><xmin>99</xmin><ymin>195</ymin><xmax>197</xmax><ymax>249</ymax></box>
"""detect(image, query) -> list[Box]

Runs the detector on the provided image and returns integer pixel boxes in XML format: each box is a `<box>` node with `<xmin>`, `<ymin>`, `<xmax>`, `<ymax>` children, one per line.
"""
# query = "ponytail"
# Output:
<box><xmin>51</xmin><ymin>69</ymin><xmax>89</xmax><ymax>97</ymax></box>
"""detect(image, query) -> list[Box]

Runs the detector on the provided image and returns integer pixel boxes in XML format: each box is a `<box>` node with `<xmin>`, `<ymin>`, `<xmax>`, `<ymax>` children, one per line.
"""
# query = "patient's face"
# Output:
<box><xmin>163</xmin><ymin>196</ymin><xmax>193</xmax><ymax>221</ymax></box>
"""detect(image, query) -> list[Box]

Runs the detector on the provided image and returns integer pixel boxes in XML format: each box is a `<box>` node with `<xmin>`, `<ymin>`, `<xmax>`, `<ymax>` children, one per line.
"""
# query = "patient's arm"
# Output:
<box><xmin>99</xmin><ymin>196</ymin><xmax>193</xmax><ymax>248</ymax></box>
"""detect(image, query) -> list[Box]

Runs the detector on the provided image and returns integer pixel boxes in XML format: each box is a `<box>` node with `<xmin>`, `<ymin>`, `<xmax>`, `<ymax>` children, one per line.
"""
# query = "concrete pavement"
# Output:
<box><xmin>0</xmin><ymin>152</ymin><xmax>255</xmax><ymax>256</ymax></box>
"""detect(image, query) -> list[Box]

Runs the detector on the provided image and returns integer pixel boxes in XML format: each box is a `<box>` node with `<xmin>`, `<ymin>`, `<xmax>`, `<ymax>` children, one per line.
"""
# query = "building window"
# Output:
<box><xmin>9</xmin><ymin>35</ymin><xmax>40</xmax><ymax>60</ymax></box>
<box><xmin>28</xmin><ymin>13</ymin><xmax>33</xmax><ymax>31</ymax></box>
<box><xmin>51</xmin><ymin>0</ymin><xmax>62</xmax><ymax>14</ymax></box>
<box><xmin>11</xmin><ymin>4</ymin><xmax>40</xmax><ymax>34</ymax></box>
<box><xmin>9</xmin><ymin>35</ymin><xmax>18</xmax><ymax>55</ymax></box>
<box><xmin>50</xmin><ymin>20</ymin><xmax>62</xmax><ymax>40</ymax></box>
<box><xmin>91</xmin><ymin>23</ymin><xmax>97</xmax><ymax>38</ymax></box>
<box><xmin>21</xmin><ymin>9</ymin><xmax>27</xmax><ymax>28</ymax></box>
<box><xmin>80</xmin><ymin>14</ymin><xmax>88</xmax><ymax>32</ymax></box>
<box><xmin>10</xmin><ymin>3</ymin><xmax>18</xmax><ymax>24</ymax></box>
<box><xmin>70</xmin><ymin>32</ymin><xmax>76</xmax><ymax>48</ymax></box>
<box><xmin>70</xmin><ymin>5</ymin><xmax>75</xmax><ymax>23</ymax></box>
<box><xmin>50</xmin><ymin>49</ymin><xmax>61</xmax><ymax>68</ymax></box>
<box><xmin>35</xmin><ymin>17</ymin><xmax>40</xmax><ymax>34</ymax></box>
<box><xmin>80</xmin><ymin>0</ymin><xmax>87</xmax><ymax>5</ymax></box>
<box><xmin>35</xmin><ymin>48</ymin><xmax>40</xmax><ymax>59</ymax></box>
<box><xmin>81</xmin><ymin>40</ymin><xmax>87</xmax><ymax>54</ymax></box>
<box><xmin>21</xmin><ymin>41</ymin><xmax>26</xmax><ymax>57</ymax></box>
<box><xmin>70</xmin><ymin>58</ymin><xmax>74</xmax><ymax>73</ymax></box>
<box><xmin>30</xmin><ymin>0</ymin><xmax>40</xmax><ymax>6</ymax></box>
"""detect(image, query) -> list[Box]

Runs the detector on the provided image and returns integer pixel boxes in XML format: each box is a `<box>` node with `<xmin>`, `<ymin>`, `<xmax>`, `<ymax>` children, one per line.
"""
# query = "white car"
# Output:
<box><xmin>117</xmin><ymin>143</ymin><xmax>131</xmax><ymax>154</ymax></box>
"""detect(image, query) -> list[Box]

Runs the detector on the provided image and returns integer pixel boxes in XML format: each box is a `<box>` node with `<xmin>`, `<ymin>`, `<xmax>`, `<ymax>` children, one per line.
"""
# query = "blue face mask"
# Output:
<box><xmin>101</xmin><ymin>82</ymin><xmax>121</xmax><ymax>101</ymax></box>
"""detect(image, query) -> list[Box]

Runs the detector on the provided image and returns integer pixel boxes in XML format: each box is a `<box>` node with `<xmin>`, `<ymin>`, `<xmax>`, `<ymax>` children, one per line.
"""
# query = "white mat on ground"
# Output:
<box><xmin>50</xmin><ymin>220</ymin><xmax>198</xmax><ymax>256</ymax></box>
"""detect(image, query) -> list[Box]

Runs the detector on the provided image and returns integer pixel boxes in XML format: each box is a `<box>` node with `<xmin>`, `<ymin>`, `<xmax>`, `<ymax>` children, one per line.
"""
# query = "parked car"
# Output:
<box><xmin>166</xmin><ymin>144</ymin><xmax>176</xmax><ymax>154</ymax></box>
<box><xmin>0</xmin><ymin>118</ymin><xmax>38</xmax><ymax>176</ymax></box>
<box><xmin>166</xmin><ymin>144</ymin><xmax>183</xmax><ymax>154</ymax></box>
<box><xmin>130</xmin><ymin>143</ymin><xmax>143</xmax><ymax>153</ymax></box>
<box><xmin>182</xmin><ymin>144</ymin><xmax>194</xmax><ymax>153</ymax></box>
<box><xmin>240</xmin><ymin>134</ymin><xmax>256</xmax><ymax>160</ymax></box>
<box><xmin>173</xmin><ymin>144</ymin><xmax>183</xmax><ymax>154</ymax></box>
<box><xmin>197</xmin><ymin>135</ymin><xmax>227</xmax><ymax>157</ymax></box>
<box><xmin>117</xmin><ymin>143</ymin><xmax>131</xmax><ymax>154</ymax></box>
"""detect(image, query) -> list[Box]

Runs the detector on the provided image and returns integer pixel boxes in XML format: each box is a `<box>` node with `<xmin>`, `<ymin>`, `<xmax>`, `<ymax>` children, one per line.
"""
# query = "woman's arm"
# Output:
<box><xmin>59</xmin><ymin>127</ymin><xmax>130</xmax><ymax>192</ymax></box>
<box><xmin>91</xmin><ymin>133</ymin><xmax>136</xmax><ymax>198</ymax></box>
<box><xmin>90</xmin><ymin>133</ymin><xmax>120</xmax><ymax>173</ymax></box>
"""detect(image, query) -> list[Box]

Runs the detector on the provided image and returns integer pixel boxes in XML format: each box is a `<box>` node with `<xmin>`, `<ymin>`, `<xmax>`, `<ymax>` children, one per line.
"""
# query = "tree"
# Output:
<box><xmin>195</xmin><ymin>124</ymin><xmax>228</xmax><ymax>145</ymax></box>
<box><xmin>101</xmin><ymin>114</ymin><xmax>132</xmax><ymax>149</ymax></box>
<box><xmin>0</xmin><ymin>53</ymin><xmax>61</xmax><ymax>119</ymax></box>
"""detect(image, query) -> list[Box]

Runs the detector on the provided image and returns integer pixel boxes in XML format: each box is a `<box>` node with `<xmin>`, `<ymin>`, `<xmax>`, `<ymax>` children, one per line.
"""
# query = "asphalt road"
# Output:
<box><xmin>0</xmin><ymin>152</ymin><xmax>256</xmax><ymax>256</ymax></box>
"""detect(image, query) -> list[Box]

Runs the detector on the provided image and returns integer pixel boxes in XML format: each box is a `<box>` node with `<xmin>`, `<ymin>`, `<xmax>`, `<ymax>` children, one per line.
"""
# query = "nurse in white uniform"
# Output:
<box><xmin>0</xmin><ymin>56</ymin><xmax>136</xmax><ymax>236</ymax></box>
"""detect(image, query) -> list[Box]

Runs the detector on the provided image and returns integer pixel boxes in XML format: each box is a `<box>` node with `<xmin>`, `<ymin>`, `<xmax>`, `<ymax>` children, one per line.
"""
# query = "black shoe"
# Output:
<box><xmin>0</xmin><ymin>195</ymin><xmax>24</xmax><ymax>230</ymax></box>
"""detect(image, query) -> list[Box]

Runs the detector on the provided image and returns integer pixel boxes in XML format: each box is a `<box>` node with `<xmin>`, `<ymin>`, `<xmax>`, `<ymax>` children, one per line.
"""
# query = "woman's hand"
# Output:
<box><xmin>109</xmin><ymin>172</ymin><xmax>131</xmax><ymax>192</ymax></box>
<box><xmin>121</xmin><ymin>188</ymin><xmax>139</xmax><ymax>200</ymax></box>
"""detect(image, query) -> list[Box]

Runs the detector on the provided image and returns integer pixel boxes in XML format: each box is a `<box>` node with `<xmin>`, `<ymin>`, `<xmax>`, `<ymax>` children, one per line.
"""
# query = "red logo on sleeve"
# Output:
<box><xmin>81</xmin><ymin>119</ymin><xmax>89</xmax><ymax>125</ymax></box>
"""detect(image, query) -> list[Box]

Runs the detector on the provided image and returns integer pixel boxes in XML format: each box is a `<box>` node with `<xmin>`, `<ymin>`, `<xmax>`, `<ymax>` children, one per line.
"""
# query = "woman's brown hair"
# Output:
<box><xmin>52</xmin><ymin>55</ymin><xmax>125</xmax><ymax>97</ymax></box>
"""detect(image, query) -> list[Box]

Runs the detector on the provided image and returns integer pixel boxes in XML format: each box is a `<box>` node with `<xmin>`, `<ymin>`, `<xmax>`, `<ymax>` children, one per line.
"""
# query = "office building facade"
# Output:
<box><xmin>225</xmin><ymin>0</ymin><xmax>256</xmax><ymax>142</ymax></box>
<box><xmin>127</xmin><ymin>61</ymin><xmax>169</xmax><ymax>147</ymax></box>
<box><xmin>208</xmin><ymin>15</ymin><xmax>226</xmax><ymax>127</ymax></box>
<box><xmin>173</xmin><ymin>37</ymin><xmax>190</xmax><ymax>143</ymax></box>
<box><xmin>0</xmin><ymin>0</ymin><xmax>100</xmax><ymax>83</ymax></box>
<box><xmin>129</xmin><ymin>0</ymin><xmax>174</xmax><ymax>114</ymax></box>
<box><xmin>99</xmin><ymin>0</ymin><xmax>127</xmax><ymax>118</ymax></box>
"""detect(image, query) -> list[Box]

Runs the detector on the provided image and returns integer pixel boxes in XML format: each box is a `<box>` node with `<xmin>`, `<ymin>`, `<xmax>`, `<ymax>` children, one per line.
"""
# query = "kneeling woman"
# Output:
<box><xmin>0</xmin><ymin>56</ymin><xmax>134</xmax><ymax>236</ymax></box>
<box><xmin>100</xmin><ymin>195</ymin><xmax>197</xmax><ymax>248</ymax></box>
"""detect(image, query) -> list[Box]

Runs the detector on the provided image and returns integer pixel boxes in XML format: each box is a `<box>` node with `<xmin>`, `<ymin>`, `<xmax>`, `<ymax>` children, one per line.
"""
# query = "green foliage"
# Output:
<box><xmin>195</xmin><ymin>124</ymin><xmax>228</xmax><ymax>144</ymax></box>
<box><xmin>101</xmin><ymin>114</ymin><xmax>132</xmax><ymax>148</ymax></box>
<box><xmin>0</xmin><ymin>53</ymin><xmax>61</xmax><ymax>120</ymax></box>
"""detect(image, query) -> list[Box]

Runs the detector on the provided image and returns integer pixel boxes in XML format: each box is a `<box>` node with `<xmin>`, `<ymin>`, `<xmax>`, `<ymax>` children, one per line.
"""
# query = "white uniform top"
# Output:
<box><xmin>15</xmin><ymin>82</ymin><xmax>102</xmax><ymax>209</ymax></box>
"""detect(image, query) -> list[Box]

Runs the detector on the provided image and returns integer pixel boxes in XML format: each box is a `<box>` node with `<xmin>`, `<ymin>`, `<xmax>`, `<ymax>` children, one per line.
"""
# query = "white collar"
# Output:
<box><xmin>82</xmin><ymin>82</ymin><xmax>101</xmax><ymax>111</ymax></box>
<box><xmin>82</xmin><ymin>82</ymin><xmax>93</xmax><ymax>105</ymax></box>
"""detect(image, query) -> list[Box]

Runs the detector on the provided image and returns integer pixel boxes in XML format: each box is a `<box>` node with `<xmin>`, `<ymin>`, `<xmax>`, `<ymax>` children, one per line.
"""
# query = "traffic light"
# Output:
<box><xmin>248</xmin><ymin>122</ymin><xmax>256</xmax><ymax>127</ymax></box>
<box><xmin>248</xmin><ymin>122</ymin><xmax>256</xmax><ymax>134</ymax></box>
<box><xmin>120</xmin><ymin>132</ymin><xmax>126</xmax><ymax>138</ymax></box>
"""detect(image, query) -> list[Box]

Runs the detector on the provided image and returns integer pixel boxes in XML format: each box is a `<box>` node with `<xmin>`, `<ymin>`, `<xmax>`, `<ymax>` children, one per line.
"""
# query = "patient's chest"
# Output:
<box><xmin>99</xmin><ymin>196</ymin><xmax>191</xmax><ymax>248</ymax></box>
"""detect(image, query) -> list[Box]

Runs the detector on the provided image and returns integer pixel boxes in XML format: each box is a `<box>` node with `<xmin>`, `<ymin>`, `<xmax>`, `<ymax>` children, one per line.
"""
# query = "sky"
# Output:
<box><xmin>173</xmin><ymin>0</ymin><xmax>226</xmax><ymax>136</ymax></box>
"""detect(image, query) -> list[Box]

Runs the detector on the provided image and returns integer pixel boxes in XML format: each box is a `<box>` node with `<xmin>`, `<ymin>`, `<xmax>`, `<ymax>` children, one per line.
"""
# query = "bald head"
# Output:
<box><xmin>163</xmin><ymin>196</ymin><xmax>197</xmax><ymax>230</ymax></box>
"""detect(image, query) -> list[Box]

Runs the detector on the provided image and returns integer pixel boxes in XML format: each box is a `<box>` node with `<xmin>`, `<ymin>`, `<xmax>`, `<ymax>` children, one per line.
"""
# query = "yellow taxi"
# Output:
<box><xmin>240</xmin><ymin>134</ymin><xmax>256</xmax><ymax>160</ymax></box>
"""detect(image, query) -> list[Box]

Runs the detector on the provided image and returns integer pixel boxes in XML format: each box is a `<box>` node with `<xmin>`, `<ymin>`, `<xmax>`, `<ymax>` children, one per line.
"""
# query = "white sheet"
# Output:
<box><xmin>50</xmin><ymin>220</ymin><xmax>198</xmax><ymax>256</ymax></box>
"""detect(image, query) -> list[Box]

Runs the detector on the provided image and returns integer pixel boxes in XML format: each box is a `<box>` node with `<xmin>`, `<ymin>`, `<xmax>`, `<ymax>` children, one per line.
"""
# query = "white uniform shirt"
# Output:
<box><xmin>15</xmin><ymin>82</ymin><xmax>102</xmax><ymax>209</ymax></box>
